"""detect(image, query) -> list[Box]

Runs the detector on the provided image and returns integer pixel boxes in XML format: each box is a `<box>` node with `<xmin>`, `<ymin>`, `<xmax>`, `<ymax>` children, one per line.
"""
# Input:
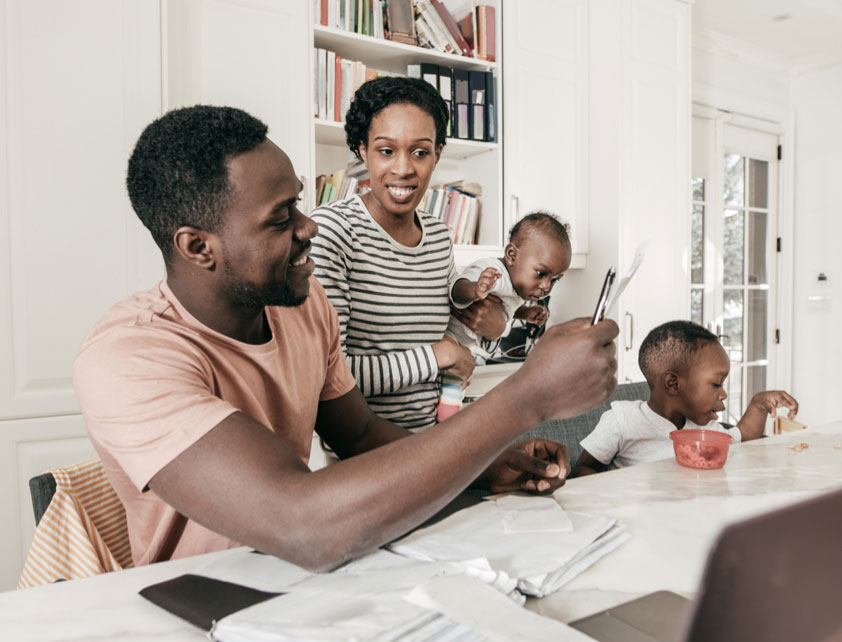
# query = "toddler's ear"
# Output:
<box><xmin>504</xmin><ymin>242</ymin><xmax>518</xmax><ymax>266</ymax></box>
<box><xmin>663</xmin><ymin>371</ymin><xmax>680</xmax><ymax>396</ymax></box>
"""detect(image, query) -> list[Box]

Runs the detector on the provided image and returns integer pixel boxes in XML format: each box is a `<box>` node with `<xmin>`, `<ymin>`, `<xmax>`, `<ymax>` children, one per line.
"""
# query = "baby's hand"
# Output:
<box><xmin>475</xmin><ymin>267</ymin><xmax>501</xmax><ymax>300</ymax></box>
<box><xmin>750</xmin><ymin>390</ymin><xmax>799</xmax><ymax>419</ymax></box>
<box><xmin>523</xmin><ymin>305</ymin><xmax>549</xmax><ymax>327</ymax></box>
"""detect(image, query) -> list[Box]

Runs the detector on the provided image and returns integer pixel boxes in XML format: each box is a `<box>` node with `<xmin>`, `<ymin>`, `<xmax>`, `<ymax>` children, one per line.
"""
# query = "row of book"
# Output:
<box><xmin>409</xmin><ymin>64</ymin><xmax>496</xmax><ymax>142</ymax></box>
<box><xmin>317</xmin><ymin>0</ymin><xmax>386</xmax><ymax>38</ymax></box>
<box><xmin>418</xmin><ymin>182</ymin><xmax>481</xmax><ymax>245</ymax></box>
<box><xmin>314</xmin><ymin>49</ymin><xmax>390</xmax><ymax>122</ymax></box>
<box><xmin>315</xmin><ymin>0</ymin><xmax>495</xmax><ymax>62</ymax></box>
<box><xmin>314</xmin><ymin>161</ymin><xmax>370</xmax><ymax>205</ymax></box>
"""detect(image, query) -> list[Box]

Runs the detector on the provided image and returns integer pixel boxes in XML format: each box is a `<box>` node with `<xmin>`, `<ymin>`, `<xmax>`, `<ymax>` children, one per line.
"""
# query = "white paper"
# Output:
<box><xmin>494</xmin><ymin>495</ymin><xmax>573</xmax><ymax>533</ymax></box>
<box><xmin>389</xmin><ymin>498</ymin><xmax>627</xmax><ymax>596</ymax></box>
<box><xmin>604</xmin><ymin>239</ymin><xmax>650</xmax><ymax>315</ymax></box>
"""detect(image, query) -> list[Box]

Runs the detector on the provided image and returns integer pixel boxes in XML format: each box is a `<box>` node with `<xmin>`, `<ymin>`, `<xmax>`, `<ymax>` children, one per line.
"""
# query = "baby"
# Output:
<box><xmin>573</xmin><ymin>320</ymin><xmax>799</xmax><ymax>476</ymax></box>
<box><xmin>446</xmin><ymin>211</ymin><xmax>572</xmax><ymax>352</ymax></box>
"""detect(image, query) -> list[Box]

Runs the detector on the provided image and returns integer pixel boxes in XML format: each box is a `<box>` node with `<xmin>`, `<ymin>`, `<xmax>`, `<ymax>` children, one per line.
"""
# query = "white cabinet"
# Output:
<box><xmin>165</xmin><ymin>0</ymin><xmax>312</xmax><ymax>183</ymax></box>
<box><xmin>503</xmin><ymin>0</ymin><xmax>589</xmax><ymax>269</ymax></box>
<box><xmin>0</xmin><ymin>0</ymin><xmax>163</xmax><ymax>589</ymax></box>
<box><xmin>529</xmin><ymin>0</ymin><xmax>691</xmax><ymax>382</ymax></box>
<box><xmin>615</xmin><ymin>0</ymin><xmax>691</xmax><ymax>380</ymax></box>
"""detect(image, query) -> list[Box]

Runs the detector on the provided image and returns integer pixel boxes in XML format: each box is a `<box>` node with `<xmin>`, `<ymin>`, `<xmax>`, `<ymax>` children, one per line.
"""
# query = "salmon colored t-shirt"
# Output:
<box><xmin>73</xmin><ymin>278</ymin><xmax>355</xmax><ymax>566</ymax></box>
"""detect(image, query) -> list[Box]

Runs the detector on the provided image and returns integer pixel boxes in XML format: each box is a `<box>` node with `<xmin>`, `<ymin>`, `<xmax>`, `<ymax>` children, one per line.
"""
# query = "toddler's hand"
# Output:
<box><xmin>523</xmin><ymin>305</ymin><xmax>549</xmax><ymax>327</ymax></box>
<box><xmin>475</xmin><ymin>267</ymin><xmax>501</xmax><ymax>300</ymax></box>
<box><xmin>751</xmin><ymin>390</ymin><xmax>799</xmax><ymax>419</ymax></box>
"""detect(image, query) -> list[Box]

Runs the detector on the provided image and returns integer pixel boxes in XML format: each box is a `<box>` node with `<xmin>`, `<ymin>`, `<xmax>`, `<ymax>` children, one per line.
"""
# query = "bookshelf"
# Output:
<box><xmin>310</xmin><ymin>2</ymin><xmax>503</xmax><ymax>267</ymax></box>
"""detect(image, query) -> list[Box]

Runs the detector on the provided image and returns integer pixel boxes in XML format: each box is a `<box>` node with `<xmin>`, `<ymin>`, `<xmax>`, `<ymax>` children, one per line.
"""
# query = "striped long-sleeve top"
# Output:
<box><xmin>310</xmin><ymin>195</ymin><xmax>456</xmax><ymax>430</ymax></box>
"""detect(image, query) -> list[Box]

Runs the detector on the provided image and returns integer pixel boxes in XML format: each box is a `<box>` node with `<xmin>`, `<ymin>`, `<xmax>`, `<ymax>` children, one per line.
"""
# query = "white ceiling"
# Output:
<box><xmin>693</xmin><ymin>0</ymin><xmax>842</xmax><ymax>71</ymax></box>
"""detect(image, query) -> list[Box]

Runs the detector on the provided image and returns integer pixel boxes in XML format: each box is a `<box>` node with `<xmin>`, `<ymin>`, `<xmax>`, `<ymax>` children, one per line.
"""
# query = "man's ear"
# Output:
<box><xmin>663</xmin><ymin>371</ymin><xmax>681</xmax><ymax>396</ymax></box>
<box><xmin>504</xmin><ymin>242</ymin><xmax>518</xmax><ymax>266</ymax></box>
<box><xmin>173</xmin><ymin>226</ymin><xmax>216</xmax><ymax>269</ymax></box>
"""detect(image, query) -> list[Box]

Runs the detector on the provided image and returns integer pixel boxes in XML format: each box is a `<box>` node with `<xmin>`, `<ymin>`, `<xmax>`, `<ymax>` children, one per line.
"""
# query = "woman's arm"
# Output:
<box><xmin>311</xmin><ymin>208</ymin><xmax>455</xmax><ymax>396</ymax></box>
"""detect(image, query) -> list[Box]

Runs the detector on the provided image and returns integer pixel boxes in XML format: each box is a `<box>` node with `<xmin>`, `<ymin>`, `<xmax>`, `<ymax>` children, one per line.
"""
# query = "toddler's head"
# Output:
<box><xmin>639</xmin><ymin>320</ymin><xmax>730</xmax><ymax>426</ymax></box>
<box><xmin>504</xmin><ymin>211</ymin><xmax>571</xmax><ymax>302</ymax></box>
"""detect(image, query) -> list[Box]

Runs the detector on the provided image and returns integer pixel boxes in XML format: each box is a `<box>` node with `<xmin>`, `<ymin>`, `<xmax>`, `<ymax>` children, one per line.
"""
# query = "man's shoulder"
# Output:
<box><xmin>73</xmin><ymin>283</ymin><xmax>201</xmax><ymax>385</ymax></box>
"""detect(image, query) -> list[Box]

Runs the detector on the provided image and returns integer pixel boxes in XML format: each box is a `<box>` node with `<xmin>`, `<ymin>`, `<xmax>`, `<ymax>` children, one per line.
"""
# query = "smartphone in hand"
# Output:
<box><xmin>591</xmin><ymin>267</ymin><xmax>616</xmax><ymax>325</ymax></box>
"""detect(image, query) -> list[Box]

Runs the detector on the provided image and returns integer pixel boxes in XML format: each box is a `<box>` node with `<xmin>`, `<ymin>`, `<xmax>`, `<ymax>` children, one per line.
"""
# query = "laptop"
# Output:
<box><xmin>570</xmin><ymin>487</ymin><xmax>842</xmax><ymax>642</ymax></box>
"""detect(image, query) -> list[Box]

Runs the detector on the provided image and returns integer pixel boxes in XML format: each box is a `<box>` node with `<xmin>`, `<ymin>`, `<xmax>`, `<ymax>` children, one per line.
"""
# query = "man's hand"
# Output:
<box><xmin>508</xmin><ymin>317</ymin><xmax>618</xmax><ymax>425</ymax></box>
<box><xmin>475</xmin><ymin>438</ymin><xmax>570</xmax><ymax>494</ymax></box>
<box><xmin>451</xmin><ymin>295</ymin><xmax>506</xmax><ymax>341</ymax></box>
<box><xmin>474</xmin><ymin>267</ymin><xmax>501</xmax><ymax>300</ymax></box>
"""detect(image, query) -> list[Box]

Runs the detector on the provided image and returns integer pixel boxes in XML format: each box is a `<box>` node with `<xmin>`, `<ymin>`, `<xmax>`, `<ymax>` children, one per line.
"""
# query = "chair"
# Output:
<box><xmin>518</xmin><ymin>381</ymin><xmax>651</xmax><ymax>474</ymax></box>
<box><xmin>19</xmin><ymin>459</ymin><xmax>133</xmax><ymax>589</ymax></box>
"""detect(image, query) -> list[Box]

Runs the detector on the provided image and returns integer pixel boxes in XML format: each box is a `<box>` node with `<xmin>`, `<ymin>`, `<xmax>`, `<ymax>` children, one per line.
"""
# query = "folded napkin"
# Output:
<box><xmin>389</xmin><ymin>495</ymin><xmax>630</xmax><ymax>598</ymax></box>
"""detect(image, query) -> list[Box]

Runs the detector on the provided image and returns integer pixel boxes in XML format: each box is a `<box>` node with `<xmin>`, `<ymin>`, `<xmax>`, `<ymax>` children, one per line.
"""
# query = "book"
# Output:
<box><xmin>438</xmin><ymin>65</ymin><xmax>454</xmax><ymax>138</ymax></box>
<box><xmin>384</xmin><ymin>0</ymin><xmax>416</xmax><ymax>44</ymax></box>
<box><xmin>416</xmin><ymin>0</ymin><xmax>456</xmax><ymax>54</ymax></box>
<box><xmin>453</xmin><ymin>68</ymin><xmax>470</xmax><ymax>139</ymax></box>
<box><xmin>431</xmin><ymin>0</ymin><xmax>473</xmax><ymax>57</ymax></box>
<box><xmin>476</xmin><ymin>4</ymin><xmax>495</xmax><ymax>62</ymax></box>
<box><xmin>334</xmin><ymin>54</ymin><xmax>343</xmax><ymax>121</ymax></box>
<box><xmin>468</xmin><ymin>70</ymin><xmax>486</xmax><ymax>140</ymax></box>
<box><xmin>484</xmin><ymin>71</ymin><xmax>496</xmax><ymax>142</ymax></box>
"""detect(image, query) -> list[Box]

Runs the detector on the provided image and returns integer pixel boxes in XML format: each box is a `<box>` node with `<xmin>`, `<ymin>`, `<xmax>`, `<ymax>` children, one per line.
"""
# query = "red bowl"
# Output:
<box><xmin>670</xmin><ymin>429</ymin><xmax>732</xmax><ymax>469</ymax></box>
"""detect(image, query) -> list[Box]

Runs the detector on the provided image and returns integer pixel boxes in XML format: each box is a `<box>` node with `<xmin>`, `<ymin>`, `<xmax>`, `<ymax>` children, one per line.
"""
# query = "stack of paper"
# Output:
<box><xmin>388</xmin><ymin>495</ymin><xmax>629</xmax><ymax>598</ymax></box>
<box><xmin>196</xmin><ymin>548</ymin><xmax>592</xmax><ymax>641</ymax></box>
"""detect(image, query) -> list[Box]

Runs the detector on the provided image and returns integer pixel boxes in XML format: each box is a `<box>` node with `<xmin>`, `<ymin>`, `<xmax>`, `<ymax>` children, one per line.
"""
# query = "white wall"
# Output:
<box><xmin>791</xmin><ymin>63</ymin><xmax>842</xmax><ymax>426</ymax></box>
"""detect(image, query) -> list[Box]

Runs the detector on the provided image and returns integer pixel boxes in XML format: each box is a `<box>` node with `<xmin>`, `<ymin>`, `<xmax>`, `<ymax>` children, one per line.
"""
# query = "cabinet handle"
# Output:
<box><xmin>624</xmin><ymin>311</ymin><xmax>634</xmax><ymax>351</ymax></box>
<box><xmin>510</xmin><ymin>193</ymin><xmax>520</xmax><ymax>222</ymax></box>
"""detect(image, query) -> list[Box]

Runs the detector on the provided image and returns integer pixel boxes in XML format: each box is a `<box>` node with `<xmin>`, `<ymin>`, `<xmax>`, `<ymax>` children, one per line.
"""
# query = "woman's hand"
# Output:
<box><xmin>451</xmin><ymin>295</ymin><xmax>506</xmax><ymax>341</ymax></box>
<box><xmin>432</xmin><ymin>337</ymin><xmax>476</xmax><ymax>384</ymax></box>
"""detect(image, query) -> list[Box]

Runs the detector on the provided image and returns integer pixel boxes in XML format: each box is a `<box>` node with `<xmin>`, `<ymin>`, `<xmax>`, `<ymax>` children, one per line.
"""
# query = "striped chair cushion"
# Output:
<box><xmin>18</xmin><ymin>459</ymin><xmax>132</xmax><ymax>589</ymax></box>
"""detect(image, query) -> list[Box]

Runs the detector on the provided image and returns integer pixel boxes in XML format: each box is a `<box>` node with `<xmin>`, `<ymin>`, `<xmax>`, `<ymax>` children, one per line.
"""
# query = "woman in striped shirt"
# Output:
<box><xmin>311</xmin><ymin>77</ymin><xmax>505</xmax><ymax>431</ymax></box>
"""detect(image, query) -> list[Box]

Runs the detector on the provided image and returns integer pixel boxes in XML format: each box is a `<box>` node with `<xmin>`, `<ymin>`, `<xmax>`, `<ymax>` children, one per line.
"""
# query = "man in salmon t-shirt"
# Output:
<box><xmin>73</xmin><ymin>105</ymin><xmax>619</xmax><ymax>571</ymax></box>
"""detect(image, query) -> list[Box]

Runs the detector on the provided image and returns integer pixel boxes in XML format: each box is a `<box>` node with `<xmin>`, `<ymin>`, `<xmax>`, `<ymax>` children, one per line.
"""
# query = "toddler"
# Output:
<box><xmin>445</xmin><ymin>211</ymin><xmax>572</xmax><ymax>352</ymax></box>
<box><xmin>573</xmin><ymin>320</ymin><xmax>798</xmax><ymax>475</ymax></box>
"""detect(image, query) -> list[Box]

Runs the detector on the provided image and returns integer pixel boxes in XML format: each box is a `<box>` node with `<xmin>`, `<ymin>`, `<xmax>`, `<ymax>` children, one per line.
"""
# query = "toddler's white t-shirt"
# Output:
<box><xmin>580</xmin><ymin>400</ymin><xmax>742</xmax><ymax>469</ymax></box>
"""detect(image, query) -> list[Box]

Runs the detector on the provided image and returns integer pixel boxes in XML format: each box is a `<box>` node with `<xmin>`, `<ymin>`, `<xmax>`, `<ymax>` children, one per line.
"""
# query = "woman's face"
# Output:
<box><xmin>360</xmin><ymin>103</ymin><xmax>441</xmax><ymax>221</ymax></box>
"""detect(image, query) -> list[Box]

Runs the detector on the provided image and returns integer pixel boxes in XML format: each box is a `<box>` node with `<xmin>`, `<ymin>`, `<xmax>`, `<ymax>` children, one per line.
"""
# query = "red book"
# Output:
<box><xmin>430</xmin><ymin>0</ymin><xmax>473</xmax><ymax>57</ymax></box>
<box><xmin>320</xmin><ymin>0</ymin><xmax>328</xmax><ymax>26</ymax></box>
<box><xmin>484</xmin><ymin>5</ymin><xmax>495</xmax><ymax>62</ymax></box>
<box><xmin>334</xmin><ymin>55</ymin><xmax>343</xmax><ymax>122</ymax></box>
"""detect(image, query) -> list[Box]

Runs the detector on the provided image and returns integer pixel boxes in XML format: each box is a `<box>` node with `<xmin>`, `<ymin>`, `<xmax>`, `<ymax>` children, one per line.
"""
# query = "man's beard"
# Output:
<box><xmin>222</xmin><ymin>255</ymin><xmax>307</xmax><ymax>309</ymax></box>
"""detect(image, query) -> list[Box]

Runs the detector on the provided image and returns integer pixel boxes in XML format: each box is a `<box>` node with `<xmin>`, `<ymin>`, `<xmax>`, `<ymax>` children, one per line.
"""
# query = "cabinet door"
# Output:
<box><xmin>617</xmin><ymin>0</ymin><xmax>691</xmax><ymax>380</ymax></box>
<box><xmin>0</xmin><ymin>0</ymin><xmax>162</xmax><ymax>590</ymax></box>
<box><xmin>166</xmin><ymin>0</ymin><xmax>312</xmax><ymax>196</ymax></box>
<box><xmin>503</xmin><ymin>0</ymin><xmax>588</xmax><ymax>265</ymax></box>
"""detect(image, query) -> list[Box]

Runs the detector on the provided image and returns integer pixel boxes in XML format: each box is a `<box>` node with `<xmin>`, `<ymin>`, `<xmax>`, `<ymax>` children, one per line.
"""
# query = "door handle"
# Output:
<box><xmin>625</xmin><ymin>311</ymin><xmax>634</xmax><ymax>351</ymax></box>
<box><xmin>510</xmin><ymin>193</ymin><xmax>520</xmax><ymax>222</ymax></box>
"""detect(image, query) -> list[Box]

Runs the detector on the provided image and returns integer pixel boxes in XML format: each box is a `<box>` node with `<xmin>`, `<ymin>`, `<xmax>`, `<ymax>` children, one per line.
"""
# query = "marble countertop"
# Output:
<box><xmin>2</xmin><ymin>422</ymin><xmax>840</xmax><ymax>641</ymax></box>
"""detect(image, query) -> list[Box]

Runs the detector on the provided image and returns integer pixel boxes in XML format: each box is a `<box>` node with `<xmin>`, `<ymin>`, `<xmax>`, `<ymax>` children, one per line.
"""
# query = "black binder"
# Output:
<box><xmin>484</xmin><ymin>71</ymin><xmax>497</xmax><ymax>142</ymax></box>
<box><xmin>468</xmin><ymin>70</ymin><xmax>487</xmax><ymax>141</ymax></box>
<box><xmin>454</xmin><ymin>68</ymin><xmax>470</xmax><ymax>139</ymax></box>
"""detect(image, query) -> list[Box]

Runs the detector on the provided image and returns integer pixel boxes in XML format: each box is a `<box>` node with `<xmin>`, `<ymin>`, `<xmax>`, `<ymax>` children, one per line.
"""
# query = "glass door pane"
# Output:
<box><xmin>690</xmin><ymin>114</ymin><xmax>779</xmax><ymax>427</ymax></box>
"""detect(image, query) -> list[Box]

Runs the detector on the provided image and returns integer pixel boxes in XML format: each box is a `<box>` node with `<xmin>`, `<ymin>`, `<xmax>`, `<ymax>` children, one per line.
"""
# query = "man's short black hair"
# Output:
<box><xmin>508</xmin><ymin>210</ymin><xmax>571</xmax><ymax>248</ymax></box>
<box><xmin>344</xmin><ymin>76</ymin><xmax>448</xmax><ymax>161</ymax></box>
<box><xmin>126</xmin><ymin>105</ymin><xmax>268</xmax><ymax>262</ymax></box>
<box><xmin>638</xmin><ymin>320</ymin><xmax>719</xmax><ymax>387</ymax></box>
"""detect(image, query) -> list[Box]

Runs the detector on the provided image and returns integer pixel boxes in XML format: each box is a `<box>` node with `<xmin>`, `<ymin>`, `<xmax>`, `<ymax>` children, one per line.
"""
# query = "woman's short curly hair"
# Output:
<box><xmin>344</xmin><ymin>76</ymin><xmax>449</xmax><ymax>161</ymax></box>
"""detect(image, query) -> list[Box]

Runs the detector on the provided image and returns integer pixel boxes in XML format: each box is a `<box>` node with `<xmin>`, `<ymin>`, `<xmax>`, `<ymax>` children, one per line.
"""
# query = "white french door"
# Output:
<box><xmin>691</xmin><ymin>108</ymin><xmax>782</xmax><ymax>425</ymax></box>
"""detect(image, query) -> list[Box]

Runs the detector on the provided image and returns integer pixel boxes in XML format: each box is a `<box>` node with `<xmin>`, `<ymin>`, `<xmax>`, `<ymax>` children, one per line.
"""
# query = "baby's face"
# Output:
<box><xmin>678</xmin><ymin>343</ymin><xmax>731</xmax><ymax>425</ymax></box>
<box><xmin>507</xmin><ymin>237</ymin><xmax>571</xmax><ymax>302</ymax></box>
